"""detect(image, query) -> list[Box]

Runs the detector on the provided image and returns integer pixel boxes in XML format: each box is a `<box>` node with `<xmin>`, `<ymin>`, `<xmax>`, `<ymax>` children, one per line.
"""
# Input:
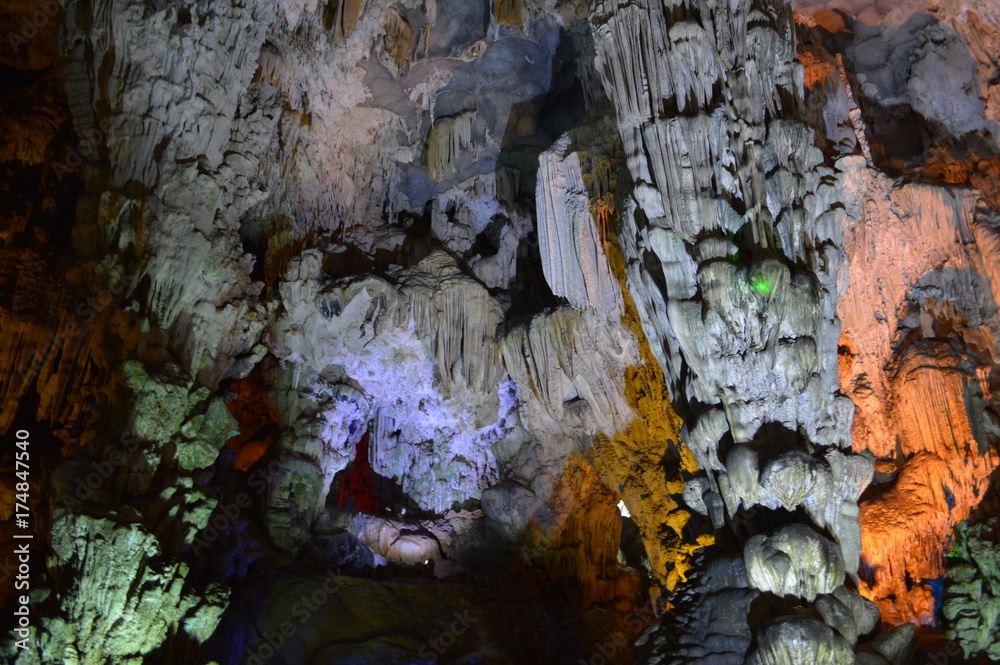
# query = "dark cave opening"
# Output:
<box><xmin>328</xmin><ymin>429</ymin><xmax>431</xmax><ymax>521</ymax></box>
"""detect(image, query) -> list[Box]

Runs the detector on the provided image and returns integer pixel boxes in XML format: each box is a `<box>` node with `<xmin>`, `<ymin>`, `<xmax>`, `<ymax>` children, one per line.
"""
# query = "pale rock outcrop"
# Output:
<box><xmin>495</xmin><ymin>306</ymin><xmax>639</xmax><ymax>597</ymax></box>
<box><xmin>815</xmin><ymin>593</ymin><xmax>860</xmax><ymax>643</ymax></box>
<box><xmin>536</xmin><ymin>134</ymin><xmax>623</xmax><ymax>315</ymax></box>
<box><xmin>832</xmin><ymin>585</ymin><xmax>882</xmax><ymax>638</ymax></box>
<box><xmin>868</xmin><ymin>623</ymin><xmax>917</xmax><ymax>665</ymax></box>
<box><xmin>240</xmin><ymin>0</ymin><xmax>574</xmax><ymax>254</ymax></box>
<box><xmin>758</xmin><ymin>452</ymin><xmax>818</xmax><ymax>511</ymax></box>
<box><xmin>745</xmin><ymin>524</ymin><xmax>846</xmax><ymax>601</ymax></box>
<box><xmin>268</xmin><ymin>250</ymin><xmax>511</xmax><ymax>540</ymax></box>
<box><xmin>319</xmin><ymin>507</ymin><xmax>483</xmax><ymax>568</ymax></box>
<box><xmin>431</xmin><ymin>173</ymin><xmax>532</xmax><ymax>290</ymax></box>
<box><xmin>29</xmin><ymin>514</ymin><xmax>228</xmax><ymax>665</ymax></box>
<box><xmin>481</xmin><ymin>480</ymin><xmax>543</xmax><ymax>539</ymax></box>
<box><xmin>63</xmin><ymin>0</ymin><xmax>274</xmax><ymax>386</ymax></box>
<box><xmin>746</xmin><ymin>618</ymin><xmax>854</xmax><ymax>665</ymax></box>
<box><xmin>501</xmin><ymin>307</ymin><xmax>636</xmax><ymax>443</ymax></box>
<box><xmin>725</xmin><ymin>446</ymin><xmax>760</xmax><ymax>509</ymax></box>
<box><xmin>490</xmin><ymin>104</ymin><xmax>706</xmax><ymax>601</ymax></box>
<box><xmin>589</xmin><ymin>0</ymin><xmax>883</xmax><ymax>660</ymax></box>
<box><xmin>122</xmin><ymin>361</ymin><xmax>240</xmax><ymax>476</ymax></box>
<box><xmin>594</xmin><ymin>54</ymin><xmax>854</xmax><ymax>450</ymax></box>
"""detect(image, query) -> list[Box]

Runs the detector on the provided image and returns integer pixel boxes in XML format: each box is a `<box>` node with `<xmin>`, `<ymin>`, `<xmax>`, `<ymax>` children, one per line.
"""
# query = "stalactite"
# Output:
<box><xmin>426</xmin><ymin>109</ymin><xmax>476</xmax><ymax>183</ymax></box>
<box><xmin>493</xmin><ymin>0</ymin><xmax>523</xmax><ymax>29</ymax></box>
<box><xmin>383</xmin><ymin>7</ymin><xmax>414</xmax><ymax>74</ymax></box>
<box><xmin>590</xmin><ymin>0</ymin><xmax>882</xmax><ymax>661</ymax></box>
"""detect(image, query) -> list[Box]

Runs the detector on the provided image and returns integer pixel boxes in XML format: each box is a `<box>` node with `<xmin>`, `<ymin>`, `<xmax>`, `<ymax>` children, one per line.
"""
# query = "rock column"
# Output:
<box><xmin>589</xmin><ymin>0</ymin><xmax>900</xmax><ymax>661</ymax></box>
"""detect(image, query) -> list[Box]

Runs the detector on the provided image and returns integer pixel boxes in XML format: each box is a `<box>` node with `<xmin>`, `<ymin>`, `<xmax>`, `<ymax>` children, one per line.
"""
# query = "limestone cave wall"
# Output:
<box><xmin>1</xmin><ymin>0</ymin><xmax>999</xmax><ymax>663</ymax></box>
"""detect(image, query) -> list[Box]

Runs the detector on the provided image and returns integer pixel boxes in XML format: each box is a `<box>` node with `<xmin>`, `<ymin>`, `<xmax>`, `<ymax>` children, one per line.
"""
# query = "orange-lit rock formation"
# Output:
<box><xmin>4</xmin><ymin>0</ymin><xmax>1000</xmax><ymax>663</ymax></box>
<box><xmin>798</xmin><ymin>0</ymin><xmax>1000</xmax><ymax>633</ymax></box>
<box><xmin>838</xmin><ymin>175</ymin><xmax>1000</xmax><ymax>625</ymax></box>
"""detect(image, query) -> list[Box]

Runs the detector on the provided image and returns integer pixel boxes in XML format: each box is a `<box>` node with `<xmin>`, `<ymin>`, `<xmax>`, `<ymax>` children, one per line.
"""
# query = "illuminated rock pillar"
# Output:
<box><xmin>588</xmin><ymin>0</ymin><xmax>902</xmax><ymax>661</ymax></box>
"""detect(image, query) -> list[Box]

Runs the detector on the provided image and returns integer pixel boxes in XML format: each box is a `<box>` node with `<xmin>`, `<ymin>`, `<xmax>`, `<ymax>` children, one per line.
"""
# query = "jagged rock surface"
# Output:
<box><xmin>2</xmin><ymin>0</ymin><xmax>1000</xmax><ymax>663</ymax></box>
<box><xmin>266</xmin><ymin>249</ymin><xmax>510</xmax><ymax>541</ymax></box>
<box><xmin>943</xmin><ymin>518</ymin><xmax>1000</xmax><ymax>660</ymax></box>
<box><xmin>36</xmin><ymin>514</ymin><xmax>227</xmax><ymax>665</ymax></box>
<box><xmin>792</xmin><ymin>1</ymin><xmax>1000</xmax><ymax>623</ymax></box>
<box><xmin>589</xmin><ymin>0</ymin><xmax>880</xmax><ymax>661</ymax></box>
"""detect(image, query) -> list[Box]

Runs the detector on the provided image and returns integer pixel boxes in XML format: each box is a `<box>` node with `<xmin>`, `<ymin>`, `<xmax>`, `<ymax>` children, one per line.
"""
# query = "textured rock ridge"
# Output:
<box><xmin>794</xmin><ymin>0</ymin><xmax>1000</xmax><ymax>630</ymax></box>
<box><xmin>590</xmin><ymin>0</ymin><xmax>883</xmax><ymax>661</ymax></box>
<box><xmin>943</xmin><ymin>518</ymin><xmax>1000</xmax><ymax>659</ymax></box>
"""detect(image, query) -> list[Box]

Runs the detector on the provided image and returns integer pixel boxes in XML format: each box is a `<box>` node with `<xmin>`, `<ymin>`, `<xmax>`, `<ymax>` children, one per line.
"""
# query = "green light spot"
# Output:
<box><xmin>751</xmin><ymin>276</ymin><xmax>773</xmax><ymax>295</ymax></box>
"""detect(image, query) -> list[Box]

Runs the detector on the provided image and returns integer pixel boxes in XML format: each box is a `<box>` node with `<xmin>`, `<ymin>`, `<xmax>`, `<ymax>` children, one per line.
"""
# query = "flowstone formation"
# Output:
<box><xmin>795</xmin><ymin>0</ymin><xmax>1000</xmax><ymax>630</ymax></box>
<box><xmin>588</xmin><ymin>0</ymin><xmax>887</xmax><ymax>661</ymax></box>
<box><xmin>1</xmin><ymin>1</ymin><xmax>692</xmax><ymax>662</ymax></box>
<box><xmin>1</xmin><ymin>0</ymin><xmax>1000</xmax><ymax>663</ymax></box>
